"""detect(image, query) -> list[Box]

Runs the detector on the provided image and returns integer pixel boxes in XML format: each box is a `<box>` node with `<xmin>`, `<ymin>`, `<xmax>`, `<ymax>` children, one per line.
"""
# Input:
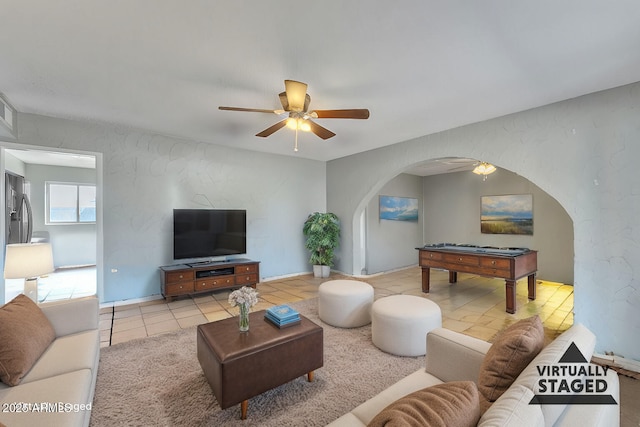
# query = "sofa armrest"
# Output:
<box><xmin>553</xmin><ymin>368</ymin><xmax>620</xmax><ymax>427</ymax></box>
<box><xmin>426</xmin><ymin>328</ymin><xmax>492</xmax><ymax>383</ymax></box>
<box><xmin>39</xmin><ymin>296</ymin><xmax>99</xmax><ymax>337</ymax></box>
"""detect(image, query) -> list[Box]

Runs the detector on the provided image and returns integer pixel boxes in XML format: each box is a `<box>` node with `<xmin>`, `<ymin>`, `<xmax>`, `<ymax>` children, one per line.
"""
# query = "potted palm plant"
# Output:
<box><xmin>303</xmin><ymin>212</ymin><xmax>340</xmax><ymax>278</ymax></box>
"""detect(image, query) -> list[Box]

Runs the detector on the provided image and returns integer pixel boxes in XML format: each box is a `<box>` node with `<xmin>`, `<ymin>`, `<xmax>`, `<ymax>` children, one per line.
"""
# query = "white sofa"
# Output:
<box><xmin>328</xmin><ymin>323</ymin><xmax>620</xmax><ymax>427</ymax></box>
<box><xmin>0</xmin><ymin>296</ymin><xmax>100</xmax><ymax>427</ymax></box>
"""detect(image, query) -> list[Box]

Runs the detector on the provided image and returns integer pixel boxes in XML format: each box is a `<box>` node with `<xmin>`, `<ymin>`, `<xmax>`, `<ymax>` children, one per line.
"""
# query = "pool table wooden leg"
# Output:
<box><xmin>528</xmin><ymin>274</ymin><xmax>537</xmax><ymax>300</ymax></box>
<box><xmin>421</xmin><ymin>267</ymin><xmax>430</xmax><ymax>293</ymax></box>
<box><xmin>505</xmin><ymin>280</ymin><xmax>516</xmax><ymax>314</ymax></box>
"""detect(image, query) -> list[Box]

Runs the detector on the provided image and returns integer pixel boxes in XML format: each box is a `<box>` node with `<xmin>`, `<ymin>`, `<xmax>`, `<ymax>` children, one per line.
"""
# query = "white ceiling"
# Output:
<box><xmin>1</xmin><ymin>1</ymin><xmax>640</xmax><ymax>166</ymax></box>
<box><xmin>5</xmin><ymin>149</ymin><xmax>96</xmax><ymax>169</ymax></box>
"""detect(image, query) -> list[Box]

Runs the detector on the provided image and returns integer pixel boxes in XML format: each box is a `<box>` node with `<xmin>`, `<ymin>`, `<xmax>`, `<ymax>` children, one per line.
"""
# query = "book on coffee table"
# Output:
<box><xmin>264</xmin><ymin>313</ymin><xmax>302</xmax><ymax>328</ymax></box>
<box><xmin>265</xmin><ymin>304</ymin><xmax>301</xmax><ymax>328</ymax></box>
<box><xmin>266</xmin><ymin>305</ymin><xmax>300</xmax><ymax>322</ymax></box>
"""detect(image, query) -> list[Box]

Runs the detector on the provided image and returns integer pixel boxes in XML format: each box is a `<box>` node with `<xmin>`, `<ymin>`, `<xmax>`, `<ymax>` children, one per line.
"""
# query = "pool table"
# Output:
<box><xmin>416</xmin><ymin>244</ymin><xmax>538</xmax><ymax>314</ymax></box>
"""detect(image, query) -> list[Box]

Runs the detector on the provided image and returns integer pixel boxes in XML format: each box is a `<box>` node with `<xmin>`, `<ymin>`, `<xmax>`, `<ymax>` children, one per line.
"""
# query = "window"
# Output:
<box><xmin>46</xmin><ymin>182</ymin><xmax>96</xmax><ymax>224</ymax></box>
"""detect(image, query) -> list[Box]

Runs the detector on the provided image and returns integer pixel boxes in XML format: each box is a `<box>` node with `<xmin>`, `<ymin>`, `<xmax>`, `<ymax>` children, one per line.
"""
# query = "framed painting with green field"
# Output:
<box><xmin>481</xmin><ymin>194</ymin><xmax>533</xmax><ymax>235</ymax></box>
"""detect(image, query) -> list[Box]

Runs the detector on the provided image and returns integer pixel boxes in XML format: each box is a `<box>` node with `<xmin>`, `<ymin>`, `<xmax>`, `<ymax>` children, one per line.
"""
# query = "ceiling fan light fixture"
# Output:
<box><xmin>472</xmin><ymin>162</ymin><xmax>497</xmax><ymax>181</ymax></box>
<box><xmin>299</xmin><ymin>121</ymin><xmax>311</xmax><ymax>132</ymax></box>
<box><xmin>286</xmin><ymin>117</ymin><xmax>311</xmax><ymax>132</ymax></box>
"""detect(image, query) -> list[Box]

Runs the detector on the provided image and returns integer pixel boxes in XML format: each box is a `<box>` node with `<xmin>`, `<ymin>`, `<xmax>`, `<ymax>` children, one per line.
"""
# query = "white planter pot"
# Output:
<box><xmin>313</xmin><ymin>265</ymin><xmax>331</xmax><ymax>278</ymax></box>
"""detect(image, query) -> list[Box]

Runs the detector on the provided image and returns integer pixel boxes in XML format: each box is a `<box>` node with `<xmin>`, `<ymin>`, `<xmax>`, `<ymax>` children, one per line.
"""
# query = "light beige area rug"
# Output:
<box><xmin>90</xmin><ymin>298</ymin><xmax>424</xmax><ymax>426</ymax></box>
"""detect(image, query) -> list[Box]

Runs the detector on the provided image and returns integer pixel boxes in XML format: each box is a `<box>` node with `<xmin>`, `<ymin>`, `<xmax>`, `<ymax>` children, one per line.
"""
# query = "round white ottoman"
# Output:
<box><xmin>371</xmin><ymin>295</ymin><xmax>442</xmax><ymax>356</ymax></box>
<box><xmin>318</xmin><ymin>280</ymin><xmax>374</xmax><ymax>328</ymax></box>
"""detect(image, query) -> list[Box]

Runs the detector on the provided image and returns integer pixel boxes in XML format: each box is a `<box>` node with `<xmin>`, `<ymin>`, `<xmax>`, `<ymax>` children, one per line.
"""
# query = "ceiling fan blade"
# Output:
<box><xmin>255</xmin><ymin>119</ymin><xmax>287</xmax><ymax>138</ymax></box>
<box><xmin>284</xmin><ymin>80</ymin><xmax>308</xmax><ymax>112</ymax></box>
<box><xmin>278</xmin><ymin>92</ymin><xmax>289</xmax><ymax>111</ymax></box>
<box><xmin>304</xmin><ymin>94</ymin><xmax>311</xmax><ymax>112</ymax></box>
<box><xmin>307</xmin><ymin>119</ymin><xmax>336</xmax><ymax>140</ymax></box>
<box><xmin>311</xmin><ymin>109</ymin><xmax>370</xmax><ymax>119</ymax></box>
<box><xmin>219</xmin><ymin>106</ymin><xmax>280</xmax><ymax>114</ymax></box>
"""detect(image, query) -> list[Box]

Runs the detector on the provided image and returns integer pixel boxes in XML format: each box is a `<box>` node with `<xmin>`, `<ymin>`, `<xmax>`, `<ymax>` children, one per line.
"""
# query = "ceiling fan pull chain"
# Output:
<box><xmin>294</xmin><ymin>126</ymin><xmax>299</xmax><ymax>152</ymax></box>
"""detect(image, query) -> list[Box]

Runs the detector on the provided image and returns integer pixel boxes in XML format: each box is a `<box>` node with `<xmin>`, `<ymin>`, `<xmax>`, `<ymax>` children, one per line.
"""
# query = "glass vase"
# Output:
<box><xmin>238</xmin><ymin>303</ymin><xmax>250</xmax><ymax>332</ymax></box>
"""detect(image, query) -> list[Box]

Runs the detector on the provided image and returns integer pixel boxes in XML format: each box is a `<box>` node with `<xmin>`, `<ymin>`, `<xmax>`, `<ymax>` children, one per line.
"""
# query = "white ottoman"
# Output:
<box><xmin>318</xmin><ymin>280</ymin><xmax>374</xmax><ymax>328</ymax></box>
<box><xmin>371</xmin><ymin>295</ymin><xmax>442</xmax><ymax>356</ymax></box>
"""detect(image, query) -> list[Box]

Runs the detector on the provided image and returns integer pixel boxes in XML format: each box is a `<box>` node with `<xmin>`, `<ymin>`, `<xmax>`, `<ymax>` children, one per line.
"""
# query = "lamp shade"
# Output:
<box><xmin>4</xmin><ymin>243</ymin><xmax>54</xmax><ymax>279</ymax></box>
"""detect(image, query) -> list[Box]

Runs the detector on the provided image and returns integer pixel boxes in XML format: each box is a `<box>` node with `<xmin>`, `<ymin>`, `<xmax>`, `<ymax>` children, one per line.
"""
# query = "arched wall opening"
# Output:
<box><xmin>326</xmin><ymin>83</ymin><xmax>640</xmax><ymax>360</ymax></box>
<box><xmin>327</xmin><ymin>81</ymin><xmax>640</xmax><ymax>361</ymax></box>
<box><xmin>350</xmin><ymin>158</ymin><xmax>574</xmax><ymax>284</ymax></box>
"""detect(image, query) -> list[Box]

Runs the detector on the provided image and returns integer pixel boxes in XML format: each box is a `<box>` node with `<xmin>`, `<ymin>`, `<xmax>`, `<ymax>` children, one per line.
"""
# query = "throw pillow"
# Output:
<box><xmin>0</xmin><ymin>294</ymin><xmax>56</xmax><ymax>386</ymax></box>
<box><xmin>367</xmin><ymin>381</ymin><xmax>480</xmax><ymax>427</ymax></box>
<box><xmin>478</xmin><ymin>315</ymin><xmax>544</xmax><ymax>406</ymax></box>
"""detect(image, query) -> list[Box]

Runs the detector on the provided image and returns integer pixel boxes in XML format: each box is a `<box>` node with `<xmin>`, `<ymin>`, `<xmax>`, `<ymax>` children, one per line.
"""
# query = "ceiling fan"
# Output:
<box><xmin>439</xmin><ymin>158</ymin><xmax>497</xmax><ymax>180</ymax></box>
<box><xmin>219</xmin><ymin>80</ymin><xmax>370</xmax><ymax>151</ymax></box>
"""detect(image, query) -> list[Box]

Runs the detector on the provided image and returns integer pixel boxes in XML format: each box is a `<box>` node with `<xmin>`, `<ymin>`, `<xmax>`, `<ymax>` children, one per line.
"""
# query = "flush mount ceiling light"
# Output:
<box><xmin>472</xmin><ymin>162</ymin><xmax>497</xmax><ymax>181</ymax></box>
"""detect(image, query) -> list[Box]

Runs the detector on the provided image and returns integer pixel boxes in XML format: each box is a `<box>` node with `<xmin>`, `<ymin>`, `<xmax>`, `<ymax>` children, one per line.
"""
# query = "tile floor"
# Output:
<box><xmin>92</xmin><ymin>266</ymin><xmax>638</xmax><ymax>426</ymax></box>
<box><xmin>99</xmin><ymin>267</ymin><xmax>575</xmax><ymax>347</ymax></box>
<box><xmin>3</xmin><ymin>263</ymin><xmax>636</xmax><ymax>424</ymax></box>
<box><xmin>5</xmin><ymin>265</ymin><xmax>97</xmax><ymax>303</ymax></box>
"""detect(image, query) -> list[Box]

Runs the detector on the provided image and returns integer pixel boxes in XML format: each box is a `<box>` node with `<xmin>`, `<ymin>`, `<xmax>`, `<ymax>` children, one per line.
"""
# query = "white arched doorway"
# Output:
<box><xmin>327</xmin><ymin>82</ymin><xmax>640</xmax><ymax>360</ymax></box>
<box><xmin>351</xmin><ymin>157</ymin><xmax>574</xmax><ymax>285</ymax></box>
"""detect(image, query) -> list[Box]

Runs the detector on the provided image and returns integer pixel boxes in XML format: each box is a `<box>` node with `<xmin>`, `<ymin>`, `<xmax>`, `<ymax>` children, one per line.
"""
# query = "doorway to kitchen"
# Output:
<box><xmin>2</xmin><ymin>146</ymin><xmax>100</xmax><ymax>304</ymax></box>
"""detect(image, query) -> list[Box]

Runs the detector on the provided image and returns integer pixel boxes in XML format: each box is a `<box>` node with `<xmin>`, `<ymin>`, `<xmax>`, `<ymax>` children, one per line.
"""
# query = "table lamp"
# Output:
<box><xmin>4</xmin><ymin>243</ymin><xmax>54</xmax><ymax>303</ymax></box>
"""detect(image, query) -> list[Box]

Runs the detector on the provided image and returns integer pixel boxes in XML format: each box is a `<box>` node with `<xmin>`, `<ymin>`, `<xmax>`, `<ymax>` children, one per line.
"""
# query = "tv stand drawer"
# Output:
<box><xmin>166</xmin><ymin>281</ymin><xmax>195</xmax><ymax>295</ymax></box>
<box><xmin>166</xmin><ymin>270</ymin><xmax>194</xmax><ymax>283</ymax></box>
<box><xmin>236</xmin><ymin>273</ymin><xmax>258</xmax><ymax>285</ymax></box>
<box><xmin>196</xmin><ymin>275</ymin><xmax>235</xmax><ymax>290</ymax></box>
<box><xmin>235</xmin><ymin>264</ymin><xmax>258</xmax><ymax>274</ymax></box>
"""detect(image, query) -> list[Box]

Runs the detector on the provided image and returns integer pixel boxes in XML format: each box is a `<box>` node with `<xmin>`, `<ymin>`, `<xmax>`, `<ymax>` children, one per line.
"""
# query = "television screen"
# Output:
<box><xmin>173</xmin><ymin>209</ymin><xmax>246</xmax><ymax>260</ymax></box>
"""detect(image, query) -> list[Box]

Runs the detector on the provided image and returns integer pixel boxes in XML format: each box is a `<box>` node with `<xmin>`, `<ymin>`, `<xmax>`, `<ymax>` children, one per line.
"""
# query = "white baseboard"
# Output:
<box><xmin>100</xmin><ymin>294</ymin><xmax>164</xmax><ymax>309</ymax></box>
<box><xmin>99</xmin><ymin>265</ymin><xmax>417</xmax><ymax>308</ymax></box>
<box><xmin>100</xmin><ymin>271</ymin><xmax>315</xmax><ymax>308</ymax></box>
<box><xmin>261</xmin><ymin>265</ymin><xmax>418</xmax><ymax>281</ymax></box>
<box><xmin>593</xmin><ymin>352</ymin><xmax>640</xmax><ymax>374</ymax></box>
<box><xmin>261</xmin><ymin>272</ymin><xmax>312</xmax><ymax>281</ymax></box>
<box><xmin>352</xmin><ymin>264</ymin><xmax>418</xmax><ymax>279</ymax></box>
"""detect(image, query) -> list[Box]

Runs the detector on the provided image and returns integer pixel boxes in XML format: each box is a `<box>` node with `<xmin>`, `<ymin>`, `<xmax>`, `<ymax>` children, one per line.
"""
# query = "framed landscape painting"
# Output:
<box><xmin>481</xmin><ymin>194</ymin><xmax>533</xmax><ymax>235</ymax></box>
<box><xmin>379</xmin><ymin>196</ymin><xmax>418</xmax><ymax>221</ymax></box>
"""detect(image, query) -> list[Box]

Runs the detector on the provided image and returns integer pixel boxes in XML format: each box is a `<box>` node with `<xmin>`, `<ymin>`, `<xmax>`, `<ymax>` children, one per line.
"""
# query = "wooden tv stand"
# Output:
<box><xmin>160</xmin><ymin>258</ymin><xmax>260</xmax><ymax>301</ymax></box>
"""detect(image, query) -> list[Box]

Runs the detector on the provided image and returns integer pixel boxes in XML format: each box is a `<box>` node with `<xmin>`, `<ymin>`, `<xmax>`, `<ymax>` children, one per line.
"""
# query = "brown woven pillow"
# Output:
<box><xmin>478</xmin><ymin>315</ymin><xmax>544</xmax><ymax>405</ymax></box>
<box><xmin>367</xmin><ymin>381</ymin><xmax>480</xmax><ymax>427</ymax></box>
<box><xmin>0</xmin><ymin>294</ymin><xmax>56</xmax><ymax>386</ymax></box>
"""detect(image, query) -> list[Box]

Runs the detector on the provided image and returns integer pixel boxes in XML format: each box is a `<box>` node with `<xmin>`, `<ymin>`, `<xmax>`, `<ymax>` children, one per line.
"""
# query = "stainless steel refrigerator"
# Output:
<box><xmin>6</xmin><ymin>172</ymin><xmax>32</xmax><ymax>244</ymax></box>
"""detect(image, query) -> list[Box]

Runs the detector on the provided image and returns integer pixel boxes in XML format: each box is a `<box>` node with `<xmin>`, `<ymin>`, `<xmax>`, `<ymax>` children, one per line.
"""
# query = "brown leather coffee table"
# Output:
<box><xmin>197</xmin><ymin>310</ymin><xmax>323</xmax><ymax>420</ymax></box>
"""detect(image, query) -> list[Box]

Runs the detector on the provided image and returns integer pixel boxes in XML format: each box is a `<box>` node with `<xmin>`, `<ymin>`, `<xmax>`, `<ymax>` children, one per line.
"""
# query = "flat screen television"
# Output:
<box><xmin>173</xmin><ymin>209</ymin><xmax>246</xmax><ymax>260</ymax></box>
